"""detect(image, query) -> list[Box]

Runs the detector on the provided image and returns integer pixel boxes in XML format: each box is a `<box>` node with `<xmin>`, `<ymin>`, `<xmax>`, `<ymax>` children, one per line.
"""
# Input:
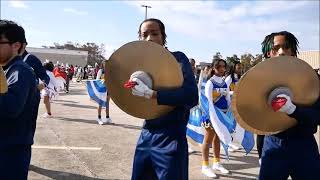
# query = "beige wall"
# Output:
<box><xmin>298</xmin><ymin>51</ymin><xmax>320</xmax><ymax>69</ymax></box>
<box><xmin>28</xmin><ymin>52</ymin><xmax>88</xmax><ymax>67</ymax></box>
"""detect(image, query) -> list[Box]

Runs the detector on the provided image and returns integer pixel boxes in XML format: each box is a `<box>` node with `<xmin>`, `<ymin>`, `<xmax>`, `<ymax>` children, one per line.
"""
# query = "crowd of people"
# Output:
<box><xmin>0</xmin><ymin>18</ymin><xmax>319</xmax><ymax>180</ymax></box>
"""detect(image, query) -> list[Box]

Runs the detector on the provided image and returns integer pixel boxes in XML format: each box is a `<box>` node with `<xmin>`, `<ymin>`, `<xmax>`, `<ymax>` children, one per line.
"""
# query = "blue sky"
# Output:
<box><xmin>1</xmin><ymin>0</ymin><xmax>319</xmax><ymax>63</ymax></box>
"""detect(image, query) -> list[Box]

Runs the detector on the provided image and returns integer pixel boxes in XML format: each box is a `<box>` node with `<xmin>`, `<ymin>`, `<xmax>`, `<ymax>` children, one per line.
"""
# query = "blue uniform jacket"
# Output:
<box><xmin>275</xmin><ymin>97</ymin><xmax>320</xmax><ymax>138</ymax></box>
<box><xmin>0</xmin><ymin>56</ymin><xmax>37</xmax><ymax>147</ymax></box>
<box><xmin>143</xmin><ymin>51</ymin><xmax>198</xmax><ymax>130</ymax></box>
<box><xmin>22</xmin><ymin>51</ymin><xmax>50</xmax><ymax>85</ymax></box>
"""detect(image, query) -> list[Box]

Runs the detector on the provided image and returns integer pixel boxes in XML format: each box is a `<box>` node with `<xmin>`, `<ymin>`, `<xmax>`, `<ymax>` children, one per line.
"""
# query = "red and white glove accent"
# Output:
<box><xmin>271</xmin><ymin>94</ymin><xmax>296</xmax><ymax>115</ymax></box>
<box><xmin>128</xmin><ymin>78</ymin><xmax>154</xmax><ymax>99</ymax></box>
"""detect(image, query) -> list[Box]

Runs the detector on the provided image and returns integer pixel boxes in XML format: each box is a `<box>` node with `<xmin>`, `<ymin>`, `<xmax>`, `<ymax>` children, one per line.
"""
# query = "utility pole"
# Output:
<box><xmin>141</xmin><ymin>5</ymin><xmax>152</xmax><ymax>19</ymax></box>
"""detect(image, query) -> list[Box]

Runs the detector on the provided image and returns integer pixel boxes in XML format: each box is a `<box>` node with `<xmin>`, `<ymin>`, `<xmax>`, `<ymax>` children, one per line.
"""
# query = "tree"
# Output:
<box><xmin>251</xmin><ymin>54</ymin><xmax>263</xmax><ymax>67</ymax></box>
<box><xmin>213</xmin><ymin>52</ymin><xmax>223</xmax><ymax>62</ymax></box>
<box><xmin>240</xmin><ymin>53</ymin><xmax>254</xmax><ymax>72</ymax></box>
<box><xmin>53</xmin><ymin>42</ymin><xmax>64</xmax><ymax>49</ymax></box>
<box><xmin>226</xmin><ymin>54</ymin><xmax>240</xmax><ymax>65</ymax></box>
<box><xmin>64</xmin><ymin>41</ymin><xmax>77</xmax><ymax>50</ymax></box>
<box><xmin>46</xmin><ymin>42</ymin><xmax>106</xmax><ymax>66</ymax></box>
<box><xmin>80</xmin><ymin>42</ymin><xmax>106</xmax><ymax>65</ymax></box>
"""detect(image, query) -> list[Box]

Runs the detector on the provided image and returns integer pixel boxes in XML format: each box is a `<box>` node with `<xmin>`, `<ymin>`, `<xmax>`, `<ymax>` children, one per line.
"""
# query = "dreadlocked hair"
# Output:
<box><xmin>261</xmin><ymin>31</ymin><xmax>299</xmax><ymax>58</ymax></box>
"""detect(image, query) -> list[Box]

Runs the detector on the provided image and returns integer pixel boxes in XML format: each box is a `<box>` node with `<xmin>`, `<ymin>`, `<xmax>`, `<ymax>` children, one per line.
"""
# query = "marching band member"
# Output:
<box><xmin>259</xmin><ymin>31</ymin><xmax>320</xmax><ymax>179</ymax></box>
<box><xmin>127</xmin><ymin>18</ymin><xmax>198</xmax><ymax>180</ymax></box>
<box><xmin>0</xmin><ymin>20</ymin><xmax>38</xmax><ymax>180</ymax></box>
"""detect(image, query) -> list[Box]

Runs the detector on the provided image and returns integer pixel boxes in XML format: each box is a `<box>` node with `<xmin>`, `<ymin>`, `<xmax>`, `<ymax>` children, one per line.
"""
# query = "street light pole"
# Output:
<box><xmin>141</xmin><ymin>5</ymin><xmax>152</xmax><ymax>19</ymax></box>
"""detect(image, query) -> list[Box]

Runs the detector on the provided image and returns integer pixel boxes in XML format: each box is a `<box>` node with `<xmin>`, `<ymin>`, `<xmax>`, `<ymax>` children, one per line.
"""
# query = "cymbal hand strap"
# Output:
<box><xmin>271</xmin><ymin>97</ymin><xmax>287</xmax><ymax>111</ymax></box>
<box><xmin>123</xmin><ymin>80</ymin><xmax>137</xmax><ymax>89</ymax></box>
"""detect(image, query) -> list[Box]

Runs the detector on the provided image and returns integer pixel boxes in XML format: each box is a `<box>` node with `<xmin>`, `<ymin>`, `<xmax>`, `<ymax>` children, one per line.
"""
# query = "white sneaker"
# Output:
<box><xmin>202</xmin><ymin>166</ymin><xmax>217</xmax><ymax>178</ymax></box>
<box><xmin>228</xmin><ymin>146</ymin><xmax>235</xmax><ymax>152</ymax></box>
<box><xmin>229</xmin><ymin>143</ymin><xmax>241</xmax><ymax>150</ymax></box>
<box><xmin>42</xmin><ymin>113</ymin><xmax>53</xmax><ymax>118</ymax></box>
<box><xmin>212</xmin><ymin>162</ymin><xmax>229</xmax><ymax>174</ymax></box>
<box><xmin>96</xmin><ymin>118</ymin><xmax>104</xmax><ymax>125</ymax></box>
<box><xmin>188</xmin><ymin>147</ymin><xmax>195</xmax><ymax>154</ymax></box>
<box><xmin>102</xmin><ymin>117</ymin><xmax>112</xmax><ymax>124</ymax></box>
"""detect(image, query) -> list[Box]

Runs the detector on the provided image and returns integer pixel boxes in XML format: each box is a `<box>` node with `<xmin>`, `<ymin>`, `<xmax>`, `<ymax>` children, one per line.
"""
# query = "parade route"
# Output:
<box><xmin>28</xmin><ymin>81</ymin><xmax>319</xmax><ymax>180</ymax></box>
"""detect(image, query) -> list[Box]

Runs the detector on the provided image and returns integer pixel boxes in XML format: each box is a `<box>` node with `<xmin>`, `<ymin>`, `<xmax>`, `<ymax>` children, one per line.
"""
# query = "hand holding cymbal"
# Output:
<box><xmin>232</xmin><ymin>56</ymin><xmax>319</xmax><ymax>135</ymax></box>
<box><xmin>105</xmin><ymin>41</ymin><xmax>183</xmax><ymax>119</ymax></box>
<box><xmin>0</xmin><ymin>66</ymin><xmax>8</xmax><ymax>94</ymax></box>
<box><xmin>271</xmin><ymin>94</ymin><xmax>296</xmax><ymax>114</ymax></box>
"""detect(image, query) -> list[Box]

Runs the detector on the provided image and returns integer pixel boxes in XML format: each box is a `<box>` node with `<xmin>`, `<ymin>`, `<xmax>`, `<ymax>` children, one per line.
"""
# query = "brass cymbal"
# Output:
<box><xmin>105</xmin><ymin>41</ymin><xmax>183</xmax><ymax>119</ymax></box>
<box><xmin>232</xmin><ymin>56</ymin><xmax>319</xmax><ymax>135</ymax></box>
<box><xmin>0</xmin><ymin>66</ymin><xmax>8</xmax><ymax>94</ymax></box>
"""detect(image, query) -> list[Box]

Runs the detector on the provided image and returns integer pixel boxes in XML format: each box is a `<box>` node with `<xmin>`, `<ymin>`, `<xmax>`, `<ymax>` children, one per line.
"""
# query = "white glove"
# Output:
<box><xmin>131</xmin><ymin>78</ymin><xmax>154</xmax><ymax>99</ymax></box>
<box><xmin>277</xmin><ymin>94</ymin><xmax>296</xmax><ymax>115</ymax></box>
<box><xmin>229</xmin><ymin>91</ymin><xmax>234</xmax><ymax>96</ymax></box>
<box><xmin>219</xmin><ymin>88</ymin><xmax>228</xmax><ymax>96</ymax></box>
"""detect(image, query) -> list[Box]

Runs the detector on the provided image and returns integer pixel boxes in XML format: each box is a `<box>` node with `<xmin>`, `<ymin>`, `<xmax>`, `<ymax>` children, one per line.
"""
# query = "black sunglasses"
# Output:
<box><xmin>0</xmin><ymin>41</ymin><xmax>13</xmax><ymax>44</ymax></box>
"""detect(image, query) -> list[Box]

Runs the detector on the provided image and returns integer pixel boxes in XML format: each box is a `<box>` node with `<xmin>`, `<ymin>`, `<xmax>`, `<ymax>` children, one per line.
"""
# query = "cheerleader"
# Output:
<box><xmin>201</xmin><ymin>59</ymin><xmax>230</xmax><ymax>178</ymax></box>
<box><xmin>225</xmin><ymin>61</ymin><xmax>243</xmax><ymax>151</ymax></box>
<box><xmin>41</xmin><ymin>60</ymin><xmax>59</xmax><ymax>118</ymax></box>
<box><xmin>95</xmin><ymin>64</ymin><xmax>111</xmax><ymax>125</ymax></box>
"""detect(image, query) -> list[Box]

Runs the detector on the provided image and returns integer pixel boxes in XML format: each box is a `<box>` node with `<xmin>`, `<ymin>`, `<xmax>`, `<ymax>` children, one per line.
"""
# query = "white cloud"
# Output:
<box><xmin>9</xmin><ymin>0</ymin><xmax>28</xmax><ymax>9</ymax></box>
<box><xmin>249</xmin><ymin>1</ymin><xmax>309</xmax><ymax>16</ymax></box>
<box><xmin>23</xmin><ymin>26</ymin><xmax>53</xmax><ymax>47</ymax></box>
<box><xmin>125</xmin><ymin>1</ymin><xmax>318</xmax><ymax>60</ymax></box>
<box><xmin>127</xmin><ymin>1</ymin><xmax>313</xmax><ymax>41</ymax></box>
<box><xmin>103</xmin><ymin>44</ymin><xmax>122</xmax><ymax>60</ymax></box>
<box><xmin>63</xmin><ymin>8</ymin><xmax>88</xmax><ymax>16</ymax></box>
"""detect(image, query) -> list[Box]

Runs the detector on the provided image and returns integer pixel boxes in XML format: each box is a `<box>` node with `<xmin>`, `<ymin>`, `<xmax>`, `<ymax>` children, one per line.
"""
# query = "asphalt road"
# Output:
<box><xmin>28</xmin><ymin>81</ymin><xmax>319</xmax><ymax>179</ymax></box>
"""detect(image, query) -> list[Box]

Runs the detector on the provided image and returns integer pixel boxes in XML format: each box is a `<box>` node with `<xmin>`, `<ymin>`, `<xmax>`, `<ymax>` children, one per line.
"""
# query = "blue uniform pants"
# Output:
<box><xmin>259</xmin><ymin>135</ymin><xmax>320</xmax><ymax>180</ymax></box>
<box><xmin>0</xmin><ymin>145</ymin><xmax>31</xmax><ymax>180</ymax></box>
<box><xmin>131</xmin><ymin>126</ymin><xmax>188</xmax><ymax>180</ymax></box>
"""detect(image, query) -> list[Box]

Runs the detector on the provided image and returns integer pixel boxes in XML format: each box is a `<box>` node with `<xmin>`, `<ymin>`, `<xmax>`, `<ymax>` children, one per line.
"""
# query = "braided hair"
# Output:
<box><xmin>261</xmin><ymin>31</ymin><xmax>299</xmax><ymax>58</ymax></box>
